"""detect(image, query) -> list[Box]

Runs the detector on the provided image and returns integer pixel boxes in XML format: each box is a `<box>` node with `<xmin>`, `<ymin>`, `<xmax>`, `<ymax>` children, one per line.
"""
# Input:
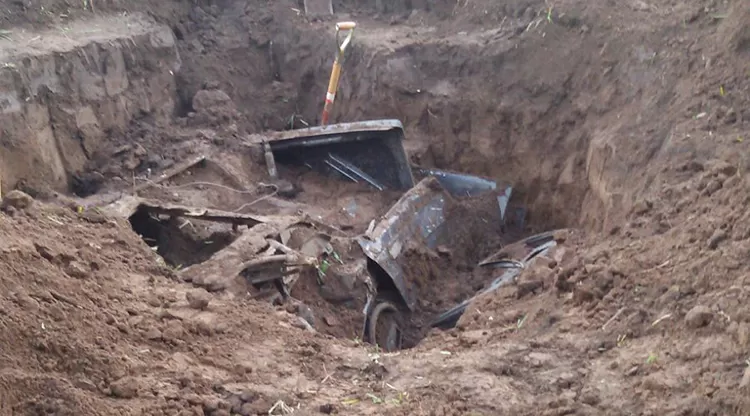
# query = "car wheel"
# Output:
<box><xmin>367</xmin><ymin>301</ymin><xmax>404</xmax><ymax>352</ymax></box>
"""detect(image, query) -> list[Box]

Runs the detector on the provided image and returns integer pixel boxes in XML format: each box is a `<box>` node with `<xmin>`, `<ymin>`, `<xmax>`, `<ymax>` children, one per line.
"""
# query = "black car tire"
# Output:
<box><xmin>367</xmin><ymin>301</ymin><xmax>404</xmax><ymax>352</ymax></box>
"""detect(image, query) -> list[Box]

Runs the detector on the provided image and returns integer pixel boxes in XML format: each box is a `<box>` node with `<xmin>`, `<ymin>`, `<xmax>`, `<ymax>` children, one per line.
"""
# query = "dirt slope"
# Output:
<box><xmin>1</xmin><ymin>0</ymin><xmax>750</xmax><ymax>415</ymax></box>
<box><xmin>0</xmin><ymin>198</ymin><xmax>384</xmax><ymax>415</ymax></box>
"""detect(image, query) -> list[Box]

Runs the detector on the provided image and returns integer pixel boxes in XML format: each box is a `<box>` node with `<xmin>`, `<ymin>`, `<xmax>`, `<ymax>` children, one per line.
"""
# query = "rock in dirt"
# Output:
<box><xmin>144</xmin><ymin>327</ymin><xmax>163</xmax><ymax>340</ymax></box>
<box><xmin>110</xmin><ymin>376</ymin><xmax>139</xmax><ymax>399</ymax></box>
<box><xmin>736</xmin><ymin>322</ymin><xmax>750</xmax><ymax>347</ymax></box>
<box><xmin>292</xmin><ymin>316</ymin><xmax>316</xmax><ymax>332</ymax></box>
<box><xmin>202</xmin><ymin>397</ymin><xmax>220</xmax><ymax>412</ymax></box>
<box><xmin>741</xmin><ymin>366</ymin><xmax>750</xmax><ymax>388</ymax></box>
<box><xmin>553</xmin><ymin>229</ymin><xmax>570</xmax><ymax>243</ymax></box>
<box><xmin>192</xmin><ymin>89</ymin><xmax>233</xmax><ymax>113</ymax></box>
<box><xmin>631</xmin><ymin>199</ymin><xmax>652</xmax><ymax>215</ymax></box>
<box><xmin>271</xmin><ymin>179</ymin><xmax>300</xmax><ymax>198</ymax></box>
<box><xmin>723</xmin><ymin>175</ymin><xmax>741</xmax><ymax>189</ymax></box>
<box><xmin>516</xmin><ymin>280</ymin><xmax>544</xmax><ymax>298</ymax></box>
<box><xmin>63</xmin><ymin>261</ymin><xmax>90</xmax><ymax>279</ymax></box>
<box><xmin>323</xmin><ymin>315</ymin><xmax>339</xmax><ymax>326</ymax></box>
<box><xmin>73</xmin><ymin>377</ymin><xmax>98</xmax><ymax>392</ymax></box>
<box><xmin>13</xmin><ymin>293</ymin><xmax>39</xmax><ymax>310</ymax></box>
<box><xmin>1</xmin><ymin>190</ymin><xmax>34</xmax><ymax>211</ymax></box>
<box><xmin>707</xmin><ymin>229</ymin><xmax>728</xmax><ymax>249</ymax></box>
<box><xmin>624</xmin><ymin>365</ymin><xmax>640</xmax><ymax>377</ymax></box>
<box><xmin>195</xmin><ymin>318</ymin><xmax>216</xmax><ymax>336</ymax></box>
<box><xmin>297</xmin><ymin>303</ymin><xmax>316</xmax><ymax>328</ymax></box>
<box><xmin>707</xmin><ymin>159</ymin><xmax>737</xmax><ymax>177</ymax></box>
<box><xmin>162</xmin><ymin>322</ymin><xmax>186</xmax><ymax>342</ymax></box>
<box><xmin>685</xmin><ymin>305</ymin><xmax>713</xmax><ymax>328</ymax></box>
<box><xmin>704</xmin><ymin>179</ymin><xmax>722</xmax><ymax>196</ymax></box>
<box><xmin>239</xmin><ymin>390</ymin><xmax>259</xmax><ymax>402</ymax></box>
<box><xmin>186</xmin><ymin>289</ymin><xmax>211</xmax><ymax>310</ymax></box>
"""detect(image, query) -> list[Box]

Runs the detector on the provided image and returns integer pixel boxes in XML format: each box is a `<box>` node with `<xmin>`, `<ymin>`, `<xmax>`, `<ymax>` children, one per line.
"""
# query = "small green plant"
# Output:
<box><xmin>316</xmin><ymin>259</ymin><xmax>330</xmax><ymax>284</ymax></box>
<box><xmin>365</xmin><ymin>393</ymin><xmax>383</xmax><ymax>404</ymax></box>
<box><xmin>646</xmin><ymin>353</ymin><xmax>658</xmax><ymax>365</ymax></box>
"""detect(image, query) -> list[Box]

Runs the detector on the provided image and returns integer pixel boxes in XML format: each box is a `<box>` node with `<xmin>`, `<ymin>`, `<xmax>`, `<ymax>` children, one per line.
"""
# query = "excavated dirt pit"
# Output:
<box><xmin>0</xmin><ymin>0</ymin><xmax>580</xmax><ymax>348</ymax></box>
<box><xmin>128</xmin><ymin>147</ymin><xmax>531</xmax><ymax>346</ymax></box>
<box><xmin>6</xmin><ymin>0</ymin><xmax>750</xmax><ymax>413</ymax></box>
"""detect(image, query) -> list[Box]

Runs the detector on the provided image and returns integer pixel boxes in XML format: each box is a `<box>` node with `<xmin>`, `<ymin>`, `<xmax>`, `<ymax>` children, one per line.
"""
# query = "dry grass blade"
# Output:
<box><xmin>0</xmin><ymin>30</ymin><xmax>11</xmax><ymax>40</ymax></box>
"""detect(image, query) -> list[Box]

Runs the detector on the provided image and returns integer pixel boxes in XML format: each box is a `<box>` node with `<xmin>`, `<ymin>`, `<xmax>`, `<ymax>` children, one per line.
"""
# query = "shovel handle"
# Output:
<box><xmin>335</xmin><ymin>21</ymin><xmax>356</xmax><ymax>56</ymax></box>
<box><xmin>336</xmin><ymin>21</ymin><xmax>356</xmax><ymax>31</ymax></box>
<box><xmin>322</xmin><ymin>21</ymin><xmax>357</xmax><ymax>125</ymax></box>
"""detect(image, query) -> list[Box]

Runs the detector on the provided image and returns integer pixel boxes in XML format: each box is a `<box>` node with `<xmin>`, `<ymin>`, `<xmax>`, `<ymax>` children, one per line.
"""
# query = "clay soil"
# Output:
<box><xmin>2</xmin><ymin>0</ymin><xmax>750</xmax><ymax>414</ymax></box>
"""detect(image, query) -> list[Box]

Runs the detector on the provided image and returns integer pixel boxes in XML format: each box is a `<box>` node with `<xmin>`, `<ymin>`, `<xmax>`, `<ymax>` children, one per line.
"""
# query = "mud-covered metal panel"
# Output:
<box><xmin>268</xmin><ymin>120</ymin><xmax>415</xmax><ymax>191</ymax></box>
<box><xmin>414</xmin><ymin>166</ymin><xmax>513</xmax><ymax>223</ymax></box>
<box><xmin>430</xmin><ymin>231</ymin><xmax>564</xmax><ymax>329</ymax></box>
<box><xmin>430</xmin><ymin>265</ymin><xmax>523</xmax><ymax>329</ymax></box>
<box><xmin>357</xmin><ymin>177</ymin><xmax>451</xmax><ymax>310</ymax></box>
<box><xmin>413</xmin><ymin>167</ymin><xmax>497</xmax><ymax>197</ymax></box>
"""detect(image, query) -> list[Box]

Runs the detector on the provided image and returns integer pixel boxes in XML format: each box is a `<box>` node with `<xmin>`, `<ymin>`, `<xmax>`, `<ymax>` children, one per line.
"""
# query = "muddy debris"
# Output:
<box><xmin>685</xmin><ymin>305</ymin><xmax>714</xmax><ymax>328</ymax></box>
<box><xmin>144</xmin><ymin>327</ymin><xmax>163</xmax><ymax>340</ymax></box>
<box><xmin>295</xmin><ymin>302</ymin><xmax>316</xmax><ymax>328</ymax></box>
<box><xmin>109</xmin><ymin>377</ymin><xmax>139</xmax><ymax>399</ymax></box>
<box><xmin>741</xmin><ymin>367</ymin><xmax>750</xmax><ymax>389</ymax></box>
<box><xmin>707</xmin><ymin>228</ymin><xmax>728</xmax><ymax>249</ymax></box>
<box><xmin>186</xmin><ymin>288</ymin><xmax>212</xmax><ymax>310</ymax></box>
<box><xmin>318</xmin><ymin>403</ymin><xmax>337</xmax><ymax>414</ymax></box>
<box><xmin>1</xmin><ymin>190</ymin><xmax>34</xmax><ymax>212</ymax></box>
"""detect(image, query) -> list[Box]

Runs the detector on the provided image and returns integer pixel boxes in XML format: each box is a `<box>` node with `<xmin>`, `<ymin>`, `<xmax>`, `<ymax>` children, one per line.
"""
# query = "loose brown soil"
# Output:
<box><xmin>2</xmin><ymin>0</ymin><xmax>750</xmax><ymax>414</ymax></box>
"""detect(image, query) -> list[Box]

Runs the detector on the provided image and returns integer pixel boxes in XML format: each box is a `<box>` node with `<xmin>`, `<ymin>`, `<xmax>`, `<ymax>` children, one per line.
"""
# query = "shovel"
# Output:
<box><xmin>321</xmin><ymin>21</ymin><xmax>356</xmax><ymax>125</ymax></box>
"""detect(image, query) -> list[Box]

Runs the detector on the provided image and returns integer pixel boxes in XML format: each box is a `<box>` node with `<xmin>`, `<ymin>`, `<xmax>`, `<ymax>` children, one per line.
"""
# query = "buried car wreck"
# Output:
<box><xmin>97</xmin><ymin>119</ymin><xmax>562</xmax><ymax>351</ymax></box>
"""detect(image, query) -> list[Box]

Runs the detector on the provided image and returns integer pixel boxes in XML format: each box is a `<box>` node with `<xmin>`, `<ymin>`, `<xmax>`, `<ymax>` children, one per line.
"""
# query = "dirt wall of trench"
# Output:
<box><xmin>0</xmin><ymin>13</ymin><xmax>178</xmax><ymax>195</ymax></box>
<box><xmin>3</xmin><ymin>0</ymin><xmax>749</xmax><ymax>235</ymax></box>
<box><xmin>262</xmin><ymin>0</ymin><xmax>750</xmax><ymax>234</ymax></box>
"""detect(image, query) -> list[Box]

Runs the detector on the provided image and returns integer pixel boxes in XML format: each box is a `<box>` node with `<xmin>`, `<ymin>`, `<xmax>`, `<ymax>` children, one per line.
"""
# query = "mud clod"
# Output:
<box><xmin>631</xmin><ymin>199</ymin><xmax>652</xmax><ymax>216</ymax></box>
<box><xmin>63</xmin><ymin>261</ymin><xmax>90</xmax><ymax>279</ymax></box>
<box><xmin>685</xmin><ymin>305</ymin><xmax>714</xmax><ymax>328</ymax></box>
<box><xmin>1</xmin><ymin>190</ymin><xmax>34</xmax><ymax>211</ymax></box>
<box><xmin>741</xmin><ymin>367</ymin><xmax>750</xmax><ymax>389</ymax></box>
<box><xmin>186</xmin><ymin>288</ymin><xmax>212</xmax><ymax>310</ymax></box>
<box><xmin>707</xmin><ymin>229</ymin><xmax>728</xmax><ymax>249</ymax></box>
<box><xmin>109</xmin><ymin>377</ymin><xmax>139</xmax><ymax>399</ymax></box>
<box><xmin>296</xmin><ymin>303</ymin><xmax>316</xmax><ymax>328</ymax></box>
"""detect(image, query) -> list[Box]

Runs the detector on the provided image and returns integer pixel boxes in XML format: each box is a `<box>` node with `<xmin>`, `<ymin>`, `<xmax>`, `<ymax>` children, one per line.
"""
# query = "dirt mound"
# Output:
<box><xmin>0</xmin><ymin>196</ymin><xmax>373</xmax><ymax>415</ymax></box>
<box><xmin>404</xmin><ymin>191</ymin><xmax>508</xmax><ymax>310</ymax></box>
<box><xmin>439</xmin><ymin>166</ymin><xmax>750</xmax><ymax>414</ymax></box>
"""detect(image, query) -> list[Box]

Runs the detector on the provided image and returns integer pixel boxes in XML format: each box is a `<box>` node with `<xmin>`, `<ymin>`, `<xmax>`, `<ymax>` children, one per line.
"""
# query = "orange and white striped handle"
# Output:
<box><xmin>321</xmin><ymin>62</ymin><xmax>342</xmax><ymax>125</ymax></box>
